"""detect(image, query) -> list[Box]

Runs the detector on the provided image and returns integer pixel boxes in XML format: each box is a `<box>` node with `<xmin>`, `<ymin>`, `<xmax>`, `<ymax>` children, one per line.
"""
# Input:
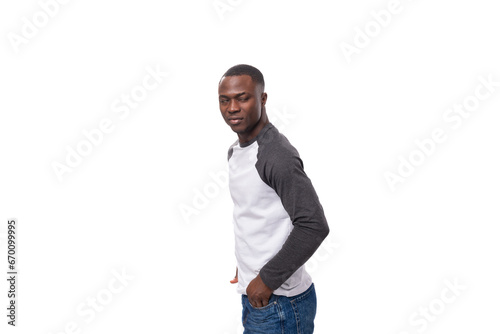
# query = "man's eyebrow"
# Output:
<box><xmin>219</xmin><ymin>92</ymin><xmax>248</xmax><ymax>99</ymax></box>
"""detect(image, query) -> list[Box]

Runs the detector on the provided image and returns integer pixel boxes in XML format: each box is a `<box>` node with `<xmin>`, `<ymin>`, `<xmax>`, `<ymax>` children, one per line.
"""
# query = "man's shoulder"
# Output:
<box><xmin>256</xmin><ymin>124</ymin><xmax>300</xmax><ymax>163</ymax></box>
<box><xmin>255</xmin><ymin>124</ymin><xmax>305</xmax><ymax>187</ymax></box>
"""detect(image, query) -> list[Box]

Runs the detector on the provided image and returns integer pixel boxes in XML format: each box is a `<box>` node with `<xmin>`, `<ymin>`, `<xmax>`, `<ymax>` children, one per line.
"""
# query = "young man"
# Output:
<box><xmin>219</xmin><ymin>64</ymin><xmax>330</xmax><ymax>333</ymax></box>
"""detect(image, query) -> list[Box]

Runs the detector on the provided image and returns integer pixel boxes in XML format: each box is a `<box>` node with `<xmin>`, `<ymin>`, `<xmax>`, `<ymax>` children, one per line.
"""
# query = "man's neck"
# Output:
<box><xmin>238</xmin><ymin>117</ymin><xmax>269</xmax><ymax>145</ymax></box>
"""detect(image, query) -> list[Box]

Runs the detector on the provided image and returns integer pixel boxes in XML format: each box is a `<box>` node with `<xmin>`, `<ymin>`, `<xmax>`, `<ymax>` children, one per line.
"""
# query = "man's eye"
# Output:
<box><xmin>238</xmin><ymin>98</ymin><xmax>248</xmax><ymax>102</ymax></box>
<box><xmin>220</xmin><ymin>100</ymin><xmax>228</xmax><ymax>103</ymax></box>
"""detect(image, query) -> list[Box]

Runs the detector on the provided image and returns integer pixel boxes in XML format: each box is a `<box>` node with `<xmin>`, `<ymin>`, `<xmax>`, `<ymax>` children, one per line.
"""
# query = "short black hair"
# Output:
<box><xmin>220</xmin><ymin>64</ymin><xmax>265</xmax><ymax>90</ymax></box>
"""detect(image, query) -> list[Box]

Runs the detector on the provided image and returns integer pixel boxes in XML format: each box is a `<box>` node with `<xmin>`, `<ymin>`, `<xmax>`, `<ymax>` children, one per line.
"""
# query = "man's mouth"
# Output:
<box><xmin>228</xmin><ymin>118</ymin><xmax>243</xmax><ymax>125</ymax></box>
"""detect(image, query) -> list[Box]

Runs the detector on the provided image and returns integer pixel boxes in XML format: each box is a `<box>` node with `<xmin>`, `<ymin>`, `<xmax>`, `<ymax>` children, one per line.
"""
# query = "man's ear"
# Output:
<box><xmin>261</xmin><ymin>92</ymin><xmax>268</xmax><ymax>106</ymax></box>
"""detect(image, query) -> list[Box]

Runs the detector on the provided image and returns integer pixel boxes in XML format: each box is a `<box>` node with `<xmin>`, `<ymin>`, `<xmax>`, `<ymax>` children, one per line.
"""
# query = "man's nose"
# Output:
<box><xmin>228</xmin><ymin>100</ymin><xmax>239</xmax><ymax>112</ymax></box>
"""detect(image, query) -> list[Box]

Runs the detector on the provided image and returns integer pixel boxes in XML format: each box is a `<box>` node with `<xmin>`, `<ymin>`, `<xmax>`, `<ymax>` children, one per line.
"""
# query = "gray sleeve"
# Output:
<box><xmin>256</xmin><ymin>146</ymin><xmax>330</xmax><ymax>291</ymax></box>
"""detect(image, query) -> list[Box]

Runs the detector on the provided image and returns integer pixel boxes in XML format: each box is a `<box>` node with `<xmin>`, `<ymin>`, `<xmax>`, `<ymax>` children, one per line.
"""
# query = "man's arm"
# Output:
<box><xmin>256</xmin><ymin>153</ymin><xmax>330</xmax><ymax>291</ymax></box>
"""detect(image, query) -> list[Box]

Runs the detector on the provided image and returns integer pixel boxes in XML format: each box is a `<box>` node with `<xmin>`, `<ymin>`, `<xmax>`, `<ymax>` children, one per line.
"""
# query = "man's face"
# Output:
<box><xmin>218</xmin><ymin>75</ymin><xmax>266</xmax><ymax>136</ymax></box>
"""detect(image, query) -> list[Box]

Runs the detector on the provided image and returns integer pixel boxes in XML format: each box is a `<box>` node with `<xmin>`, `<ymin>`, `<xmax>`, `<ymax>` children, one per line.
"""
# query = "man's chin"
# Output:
<box><xmin>229</xmin><ymin>123</ymin><xmax>244</xmax><ymax>133</ymax></box>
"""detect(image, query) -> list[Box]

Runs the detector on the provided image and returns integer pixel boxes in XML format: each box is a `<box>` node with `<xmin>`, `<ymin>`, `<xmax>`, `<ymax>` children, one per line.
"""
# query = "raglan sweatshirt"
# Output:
<box><xmin>227</xmin><ymin>122</ymin><xmax>329</xmax><ymax>297</ymax></box>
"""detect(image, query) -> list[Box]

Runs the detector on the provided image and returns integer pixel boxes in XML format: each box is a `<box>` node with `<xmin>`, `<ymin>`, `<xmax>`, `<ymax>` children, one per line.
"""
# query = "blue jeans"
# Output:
<box><xmin>241</xmin><ymin>283</ymin><xmax>317</xmax><ymax>334</ymax></box>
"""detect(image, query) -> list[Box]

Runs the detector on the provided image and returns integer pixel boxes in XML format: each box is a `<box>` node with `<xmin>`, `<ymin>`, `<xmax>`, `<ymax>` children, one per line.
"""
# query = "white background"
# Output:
<box><xmin>1</xmin><ymin>0</ymin><xmax>499</xmax><ymax>333</ymax></box>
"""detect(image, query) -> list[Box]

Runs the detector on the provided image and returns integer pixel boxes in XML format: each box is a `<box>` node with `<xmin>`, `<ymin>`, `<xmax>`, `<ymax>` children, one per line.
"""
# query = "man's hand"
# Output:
<box><xmin>230</xmin><ymin>267</ymin><xmax>238</xmax><ymax>284</ymax></box>
<box><xmin>246</xmin><ymin>274</ymin><xmax>273</xmax><ymax>308</ymax></box>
